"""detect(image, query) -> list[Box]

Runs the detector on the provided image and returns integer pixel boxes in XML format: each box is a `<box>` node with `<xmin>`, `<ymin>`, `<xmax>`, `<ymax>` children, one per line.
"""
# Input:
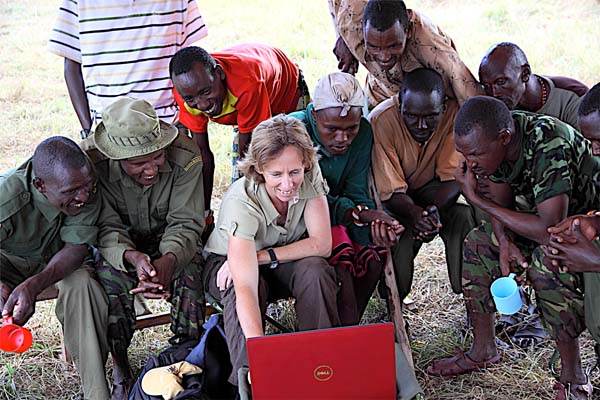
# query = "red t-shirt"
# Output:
<box><xmin>175</xmin><ymin>43</ymin><xmax>300</xmax><ymax>134</ymax></box>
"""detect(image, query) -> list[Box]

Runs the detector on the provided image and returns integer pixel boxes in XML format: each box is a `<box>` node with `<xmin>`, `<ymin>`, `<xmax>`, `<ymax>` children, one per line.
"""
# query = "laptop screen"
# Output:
<box><xmin>247</xmin><ymin>323</ymin><xmax>396</xmax><ymax>399</ymax></box>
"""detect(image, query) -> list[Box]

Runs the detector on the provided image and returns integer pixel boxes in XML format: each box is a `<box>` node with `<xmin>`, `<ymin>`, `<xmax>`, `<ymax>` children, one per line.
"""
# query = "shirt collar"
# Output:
<box><xmin>254</xmin><ymin>182</ymin><xmax>280</xmax><ymax>225</ymax></box>
<box><xmin>250</xmin><ymin>171</ymin><xmax>319</xmax><ymax>225</ymax></box>
<box><xmin>306</xmin><ymin>104</ymin><xmax>331</xmax><ymax>157</ymax></box>
<box><xmin>29</xmin><ymin>167</ymin><xmax>61</xmax><ymax>223</ymax></box>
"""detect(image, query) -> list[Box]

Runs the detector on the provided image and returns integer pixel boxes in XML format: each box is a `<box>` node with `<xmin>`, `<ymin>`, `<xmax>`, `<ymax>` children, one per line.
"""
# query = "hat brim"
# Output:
<box><xmin>93</xmin><ymin>120</ymin><xmax>179</xmax><ymax>160</ymax></box>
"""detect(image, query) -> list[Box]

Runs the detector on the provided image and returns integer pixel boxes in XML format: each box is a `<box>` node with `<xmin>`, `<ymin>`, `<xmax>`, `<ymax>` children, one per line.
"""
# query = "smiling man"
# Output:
<box><xmin>169</xmin><ymin>44</ymin><xmax>310</xmax><ymax>214</ymax></box>
<box><xmin>328</xmin><ymin>0</ymin><xmax>481</xmax><ymax>107</ymax></box>
<box><xmin>82</xmin><ymin>97</ymin><xmax>205</xmax><ymax>399</ymax></box>
<box><xmin>0</xmin><ymin>137</ymin><xmax>110</xmax><ymax>399</ymax></box>
<box><xmin>427</xmin><ymin>96</ymin><xmax>599</xmax><ymax>399</ymax></box>
<box><xmin>369</xmin><ymin>68</ymin><xmax>475</xmax><ymax>300</ymax></box>
<box><xmin>479</xmin><ymin>42</ymin><xmax>588</xmax><ymax>129</ymax></box>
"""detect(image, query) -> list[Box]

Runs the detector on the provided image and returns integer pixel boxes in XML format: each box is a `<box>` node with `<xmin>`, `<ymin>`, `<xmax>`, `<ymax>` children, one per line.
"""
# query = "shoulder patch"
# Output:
<box><xmin>184</xmin><ymin>156</ymin><xmax>203</xmax><ymax>171</ymax></box>
<box><xmin>168</xmin><ymin>134</ymin><xmax>202</xmax><ymax>168</ymax></box>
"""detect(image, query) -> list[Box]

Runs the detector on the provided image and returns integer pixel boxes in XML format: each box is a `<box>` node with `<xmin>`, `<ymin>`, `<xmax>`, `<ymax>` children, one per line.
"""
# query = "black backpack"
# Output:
<box><xmin>129</xmin><ymin>314</ymin><xmax>237</xmax><ymax>400</ymax></box>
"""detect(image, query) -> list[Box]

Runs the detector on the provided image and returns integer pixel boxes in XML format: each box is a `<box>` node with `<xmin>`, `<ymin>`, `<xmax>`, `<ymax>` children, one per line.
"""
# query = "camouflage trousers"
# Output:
<box><xmin>96</xmin><ymin>254</ymin><xmax>205</xmax><ymax>354</ymax></box>
<box><xmin>462</xmin><ymin>222</ymin><xmax>585</xmax><ymax>341</ymax></box>
<box><xmin>584</xmin><ymin>240</ymin><xmax>600</xmax><ymax>345</ymax></box>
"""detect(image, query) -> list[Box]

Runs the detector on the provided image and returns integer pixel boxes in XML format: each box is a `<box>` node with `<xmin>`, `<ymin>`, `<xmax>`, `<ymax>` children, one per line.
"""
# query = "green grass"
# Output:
<box><xmin>2</xmin><ymin>0</ymin><xmax>600</xmax><ymax>399</ymax></box>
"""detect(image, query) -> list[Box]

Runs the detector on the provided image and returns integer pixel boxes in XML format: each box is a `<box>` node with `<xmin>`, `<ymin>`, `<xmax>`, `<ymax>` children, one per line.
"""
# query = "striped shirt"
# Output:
<box><xmin>48</xmin><ymin>0</ymin><xmax>208</xmax><ymax>123</ymax></box>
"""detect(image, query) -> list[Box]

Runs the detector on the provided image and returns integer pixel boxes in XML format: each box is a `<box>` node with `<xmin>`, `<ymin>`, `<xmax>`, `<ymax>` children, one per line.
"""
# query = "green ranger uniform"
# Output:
<box><xmin>85</xmin><ymin>133</ymin><xmax>206</xmax><ymax>354</ymax></box>
<box><xmin>290</xmin><ymin>104</ymin><xmax>390</xmax><ymax>326</ymax></box>
<box><xmin>463</xmin><ymin>112</ymin><xmax>600</xmax><ymax>341</ymax></box>
<box><xmin>0</xmin><ymin>161</ymin><xmax>110</xmax><ymax>400</ymax></box>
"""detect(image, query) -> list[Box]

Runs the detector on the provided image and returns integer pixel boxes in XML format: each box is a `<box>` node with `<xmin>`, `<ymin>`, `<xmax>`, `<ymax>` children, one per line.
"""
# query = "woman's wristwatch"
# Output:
<box><xmin>267</xmin><ymin>247</ymin><xmax>279</xmax><ymax>269</ymax></box>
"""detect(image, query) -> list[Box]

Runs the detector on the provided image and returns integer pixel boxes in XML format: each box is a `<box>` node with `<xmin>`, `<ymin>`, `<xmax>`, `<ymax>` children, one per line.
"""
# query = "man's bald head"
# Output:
<box><xmin>32</xmin><ymin>137</ymin><xmax>95</xmax><ymax>216</ymax></box>
<box><xmin>478</xmin><ymin>42</ymin><xmax>532</xmax><ymax>110</ymax></box>
<box><xmin>32</xmin><ymin>136</ymin><xmax>91</xmax><ymax>181</ymax></box>
<box><xmin>481</xmin><ymin>42</ymin><xmax>529</xmax><ymax>72</ymax></box>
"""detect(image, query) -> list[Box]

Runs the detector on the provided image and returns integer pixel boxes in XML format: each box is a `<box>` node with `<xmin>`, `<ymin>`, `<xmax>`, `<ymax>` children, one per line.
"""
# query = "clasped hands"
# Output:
<box><xmin>541</xmin><ymin>215</ymin><xmax>600</xmax><ymax>273</ymax></box>
<box><xmin>126</xmin><ymin>250</ymin><xmax>177</xmax><ymax>299</ymax></box>
<box><xmin>358</xmin><ymin>209</ymin><xmax>405</xmax><ymax>247</ymax></box>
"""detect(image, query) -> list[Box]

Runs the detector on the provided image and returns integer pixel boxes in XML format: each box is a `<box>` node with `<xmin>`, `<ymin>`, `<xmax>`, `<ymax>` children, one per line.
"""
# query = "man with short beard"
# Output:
<box><xmin>0</xmin><ymin>137</ymin><xmax>109</xmax><ymax>399</ymax></box>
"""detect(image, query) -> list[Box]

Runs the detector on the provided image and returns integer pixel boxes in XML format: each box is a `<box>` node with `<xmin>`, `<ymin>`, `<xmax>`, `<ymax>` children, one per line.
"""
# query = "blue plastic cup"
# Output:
<box><xmin>490</xmin><ymin>273</ymin><xmax>522</xmax><ymax>315</ymax></box>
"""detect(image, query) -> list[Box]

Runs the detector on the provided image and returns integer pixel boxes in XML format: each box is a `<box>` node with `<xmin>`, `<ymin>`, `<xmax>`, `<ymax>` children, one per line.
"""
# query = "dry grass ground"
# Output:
<box><xmin>2</xmin><ymin>0</ymin><xmax>600</xmax><ymax>399</ymax></box>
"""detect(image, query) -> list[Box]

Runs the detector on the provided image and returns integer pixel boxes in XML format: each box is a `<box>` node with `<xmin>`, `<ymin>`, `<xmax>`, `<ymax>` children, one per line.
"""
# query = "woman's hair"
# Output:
<box><xmin>238</xmin><ymin>114</ymin><xmax>319</xmax><ymax>183</ymax></box>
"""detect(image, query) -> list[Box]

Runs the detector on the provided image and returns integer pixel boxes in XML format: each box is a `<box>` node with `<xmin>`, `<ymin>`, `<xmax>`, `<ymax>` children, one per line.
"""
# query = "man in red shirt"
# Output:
<box><xmin>169</xmin><ymin>44</ymin><xmax>309</xmax><ymax>214</ymax></box>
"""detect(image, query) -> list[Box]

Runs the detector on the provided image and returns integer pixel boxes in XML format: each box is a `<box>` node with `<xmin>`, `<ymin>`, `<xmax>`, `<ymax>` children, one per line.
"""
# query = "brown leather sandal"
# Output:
<box><xmin>426</xmin><ymin>348</ymin><xmax>501</xmax><ymax>377</ymax></box>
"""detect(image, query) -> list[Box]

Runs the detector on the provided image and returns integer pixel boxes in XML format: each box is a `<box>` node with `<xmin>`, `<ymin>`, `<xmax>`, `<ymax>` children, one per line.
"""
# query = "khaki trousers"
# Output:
<box><xmin>1</xmin><ymin>251</ymin><xmax>110</xmax><ymax>400</ymax></box>
<box><xmin>203</xmin><ymin>254</ymin><xmax>340</xmax><ymax>385</ymax></box>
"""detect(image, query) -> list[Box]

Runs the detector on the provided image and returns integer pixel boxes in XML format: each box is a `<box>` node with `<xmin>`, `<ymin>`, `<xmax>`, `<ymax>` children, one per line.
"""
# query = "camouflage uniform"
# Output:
<box><xmin>463</xmin><ymin>112</ymin><xmax>600</xmax><ymax>341</ymax></box>
<box><xmin>584</xmin><ymin>241</ymin><xmax>600</xmax><ymax>345</ymax></box>
<box><xmin>84</xmin><ymin>134</ymin><xmax>206</xmax><ymax>355</ymax></box>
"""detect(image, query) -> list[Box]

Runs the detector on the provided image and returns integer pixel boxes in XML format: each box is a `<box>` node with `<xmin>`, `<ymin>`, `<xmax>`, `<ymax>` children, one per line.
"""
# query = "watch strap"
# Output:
<box><xmin>267</xmin><ymin>247</ymin><xmax>278</xmax><ymax>268</ymax></box>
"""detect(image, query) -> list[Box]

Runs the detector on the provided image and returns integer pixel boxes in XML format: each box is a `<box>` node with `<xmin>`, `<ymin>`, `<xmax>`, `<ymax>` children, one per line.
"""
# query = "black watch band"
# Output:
<box><xmin>267</xmin><ymin>247</ymin><xmax>279</xmax><ymax>269</ymax></box>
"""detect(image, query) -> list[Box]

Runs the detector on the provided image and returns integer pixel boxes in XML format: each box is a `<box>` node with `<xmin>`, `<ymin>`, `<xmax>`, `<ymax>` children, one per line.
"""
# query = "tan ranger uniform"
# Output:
<box><xmin>203</xmin><ymin>167</ymin><xmax>340</xmax><ymax>385</ymax></box>
<box><xmin>0</xmin><ymin>161</ymin><xmax>110</xmax><ymax>400</ymax></box>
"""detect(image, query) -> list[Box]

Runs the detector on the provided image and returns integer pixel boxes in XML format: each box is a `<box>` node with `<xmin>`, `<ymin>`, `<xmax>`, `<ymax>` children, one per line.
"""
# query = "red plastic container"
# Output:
<box><xmin>0</xmin><ymin>316</ymin><xmax>33</xmax><ymax>353</ymax></box>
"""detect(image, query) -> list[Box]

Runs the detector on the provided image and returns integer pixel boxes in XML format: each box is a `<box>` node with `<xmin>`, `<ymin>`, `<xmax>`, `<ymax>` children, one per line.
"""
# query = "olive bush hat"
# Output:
<box><xmin>94</xmin><ymin>97</ymin><xmax>178</xmax><ymax>160</ymax></box>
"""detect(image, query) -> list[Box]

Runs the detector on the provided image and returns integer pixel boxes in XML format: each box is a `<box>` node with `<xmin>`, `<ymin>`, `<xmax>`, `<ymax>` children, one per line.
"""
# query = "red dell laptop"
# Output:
<box><xmin>246</xmin><ymin>323</ymin><xmax>396</xmax><ymax>400</ymax></box>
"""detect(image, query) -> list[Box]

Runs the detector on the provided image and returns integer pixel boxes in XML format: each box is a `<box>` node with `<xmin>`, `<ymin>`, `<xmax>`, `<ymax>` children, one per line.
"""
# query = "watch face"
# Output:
<box><xmin>270</xmin><ymin>261</ymin><xmax>279</xmax><ymax>269</ymax></box>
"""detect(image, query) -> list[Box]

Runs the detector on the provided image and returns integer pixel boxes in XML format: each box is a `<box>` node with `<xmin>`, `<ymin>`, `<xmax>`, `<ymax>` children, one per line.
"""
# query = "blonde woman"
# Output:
<box><xmin>202</xmin><ymin>115</ymin><xmax>340</xmax><ymax>385</ymax></box>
